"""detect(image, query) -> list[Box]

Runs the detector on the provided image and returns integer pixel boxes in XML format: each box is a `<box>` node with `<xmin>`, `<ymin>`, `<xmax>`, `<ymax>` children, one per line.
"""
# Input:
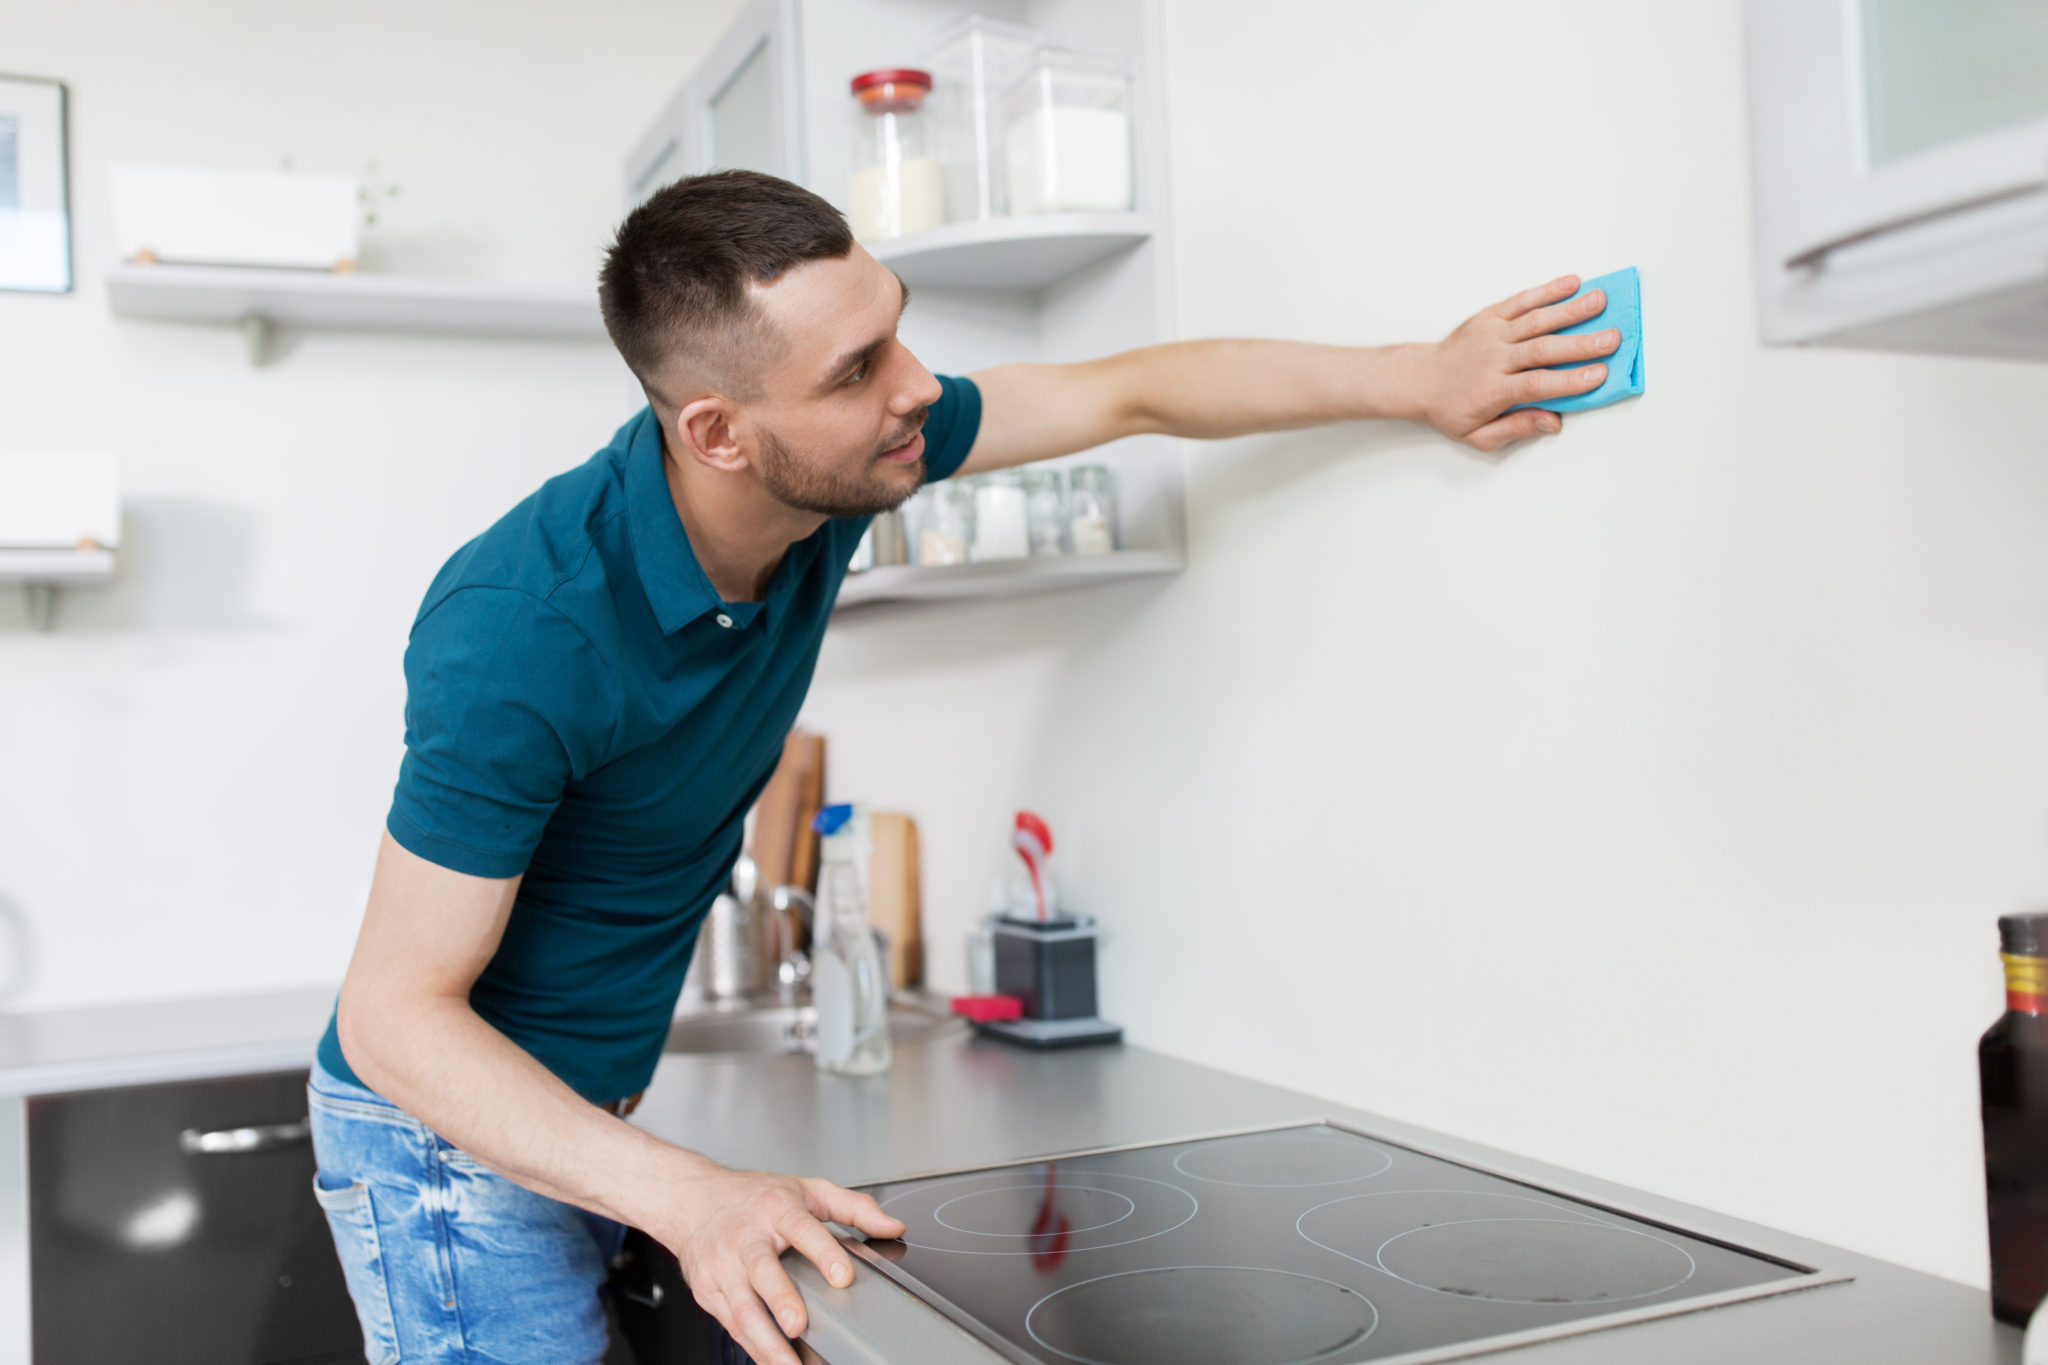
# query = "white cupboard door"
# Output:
<box><xmin>1747</xmin><ymin>0</ymin><xmax>2048</xmax><ymax>274</ymax></box>
<box><xmin>623</xmin><ymin>0</ymin><xmax>803</xmax><ymax>208</ymax></box>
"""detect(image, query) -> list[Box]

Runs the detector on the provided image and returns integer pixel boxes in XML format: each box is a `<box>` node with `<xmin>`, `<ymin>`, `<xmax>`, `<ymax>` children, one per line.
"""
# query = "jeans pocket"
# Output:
<box><xmin>313</xmin><ymin>1175</ymin><xmax>403</xmax><ymax>1365</ymax></box>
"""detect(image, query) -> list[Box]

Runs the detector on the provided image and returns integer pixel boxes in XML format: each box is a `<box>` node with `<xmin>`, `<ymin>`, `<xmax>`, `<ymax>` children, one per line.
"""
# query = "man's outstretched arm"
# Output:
<box><xmin>959</xmin><ymin>273</ymin><xmax>1621</xmax><ymax>473</ymax></box>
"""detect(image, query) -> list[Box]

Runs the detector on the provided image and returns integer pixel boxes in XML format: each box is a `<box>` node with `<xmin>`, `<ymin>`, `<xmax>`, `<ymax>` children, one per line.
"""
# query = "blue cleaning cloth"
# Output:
<box><xmin>1510</xmin><ymin>266</ymin><xmax>1644</xmax><ymax>414</ymax></box>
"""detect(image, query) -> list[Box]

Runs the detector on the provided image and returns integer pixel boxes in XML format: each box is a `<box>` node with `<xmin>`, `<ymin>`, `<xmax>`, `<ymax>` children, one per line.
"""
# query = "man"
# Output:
<box><xmin>310</xmin><ymin>170</ymin><xmax>1619</xmax><ymax>1365</ymax></box>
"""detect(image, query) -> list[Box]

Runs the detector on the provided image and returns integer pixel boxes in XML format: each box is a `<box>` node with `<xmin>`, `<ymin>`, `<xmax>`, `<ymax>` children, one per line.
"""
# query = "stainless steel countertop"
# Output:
<box><xmin>0</xmin><ymin>988</ymin><xmax>2018</xmax><ymax>1363</ymax></box>
<box><xmin>0</xmin><ymin>987</ymin><xmax>333</xmax><ymax>1097</ymax></box>
<box><xmin>632</xmin><ymin>1023</ymin><xmax>2021</xmax><ymax>1365</ymax></box>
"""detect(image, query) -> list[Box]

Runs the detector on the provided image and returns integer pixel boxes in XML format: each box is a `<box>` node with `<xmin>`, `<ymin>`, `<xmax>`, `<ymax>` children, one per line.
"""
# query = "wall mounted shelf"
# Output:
<box><xmin>104</xmin><ymin>263</ymin><xmax>606</xmax><ymax>364</ymax></box>
<box><xmin>835</xmin><ymin>549</ymin><xmax>1181</xmax><ymax>612</ymax></box>
<box><xmin>0</xmin><ymin>548</ymin><xmax>115</xmax><ymax>584</ymax></box>
<box><xmin>867</xmin><ymin>213</ymin><xmax>1155</xmax><ymax>291</ymax></box>
<box><xmin>1</xmin><ymin>453</ymin><xmax>119</xmax><ymax>630</ymax></box>
<box><xmin>0</xmin><ymin>548</ymin><xmax>116</xmax><ymax>631</ymax></box>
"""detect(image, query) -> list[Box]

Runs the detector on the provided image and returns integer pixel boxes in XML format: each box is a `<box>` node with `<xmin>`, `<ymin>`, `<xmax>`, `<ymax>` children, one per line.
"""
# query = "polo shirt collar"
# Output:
<box><xmin>623</xmin><ymin>407</ymin><xmax>722</xmax><ymax>634</ymax></box>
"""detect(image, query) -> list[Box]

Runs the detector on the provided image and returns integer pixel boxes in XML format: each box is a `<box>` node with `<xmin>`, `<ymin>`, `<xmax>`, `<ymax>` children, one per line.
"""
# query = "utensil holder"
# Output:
<box><xmin>992</xmin><ymin>917</ymin><xmax>1099</xmax><ymax>1021</ymax></box>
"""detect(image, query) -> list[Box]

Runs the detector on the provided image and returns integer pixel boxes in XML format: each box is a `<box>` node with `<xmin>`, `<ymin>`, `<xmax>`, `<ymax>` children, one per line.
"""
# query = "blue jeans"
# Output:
<box><xmin>308</xmin><ymin>1057</ymin><xmax>752</xmax><ymax>1364</ymax></box>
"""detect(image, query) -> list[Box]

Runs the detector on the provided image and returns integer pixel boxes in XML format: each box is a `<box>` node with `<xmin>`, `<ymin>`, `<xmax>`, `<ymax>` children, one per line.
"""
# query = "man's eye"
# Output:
<box><xmin>843</xmin><ymin>360</ymin><xmax>868</xmax><ymax>386</ymax></box>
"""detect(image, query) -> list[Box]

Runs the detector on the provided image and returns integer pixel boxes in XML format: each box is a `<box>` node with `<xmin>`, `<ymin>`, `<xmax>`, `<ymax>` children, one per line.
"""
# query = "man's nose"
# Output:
<box><xmin>892</xmin><ymin>347</ymin><xmax>942</xmax><ymax>412</ymax></box>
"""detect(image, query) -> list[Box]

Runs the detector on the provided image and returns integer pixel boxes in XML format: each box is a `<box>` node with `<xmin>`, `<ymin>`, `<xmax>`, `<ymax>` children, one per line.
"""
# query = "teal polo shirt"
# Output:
<box><xmin>316</xmin><ymin>375</ymin><xmax>981</xmax><ymax>1104</ymax></box>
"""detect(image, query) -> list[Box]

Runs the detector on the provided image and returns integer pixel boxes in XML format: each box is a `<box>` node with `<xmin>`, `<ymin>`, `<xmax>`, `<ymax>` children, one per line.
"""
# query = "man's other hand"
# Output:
<box><xmin>1413</xmin><ymin>274</ymin><xmax>1622</xmax><ymax>454</ymax></box>
<box><xmin>655</xmin><ymin>1160</ymin><xmax>905</xmax><ymax>1365</ymax></box>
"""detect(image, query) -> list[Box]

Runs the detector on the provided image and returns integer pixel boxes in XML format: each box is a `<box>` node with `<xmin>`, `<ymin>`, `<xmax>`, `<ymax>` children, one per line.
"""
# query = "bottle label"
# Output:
<box><xmin>814</xmin><ymin>952</ymin><xmax>853</xmax><ymax>1066</ymax></box>
<box><xmin>2004</xmin><ymin>953</ymin><xmax>2047</xmax><ymax>1014</ymax></box>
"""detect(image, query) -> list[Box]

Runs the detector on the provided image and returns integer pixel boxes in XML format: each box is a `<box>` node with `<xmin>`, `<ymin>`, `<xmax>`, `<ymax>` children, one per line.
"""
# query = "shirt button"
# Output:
<box><xmin>716</xmin><ymin>613</ymin><xmax>734</xmax><ymax>629</ymax></box>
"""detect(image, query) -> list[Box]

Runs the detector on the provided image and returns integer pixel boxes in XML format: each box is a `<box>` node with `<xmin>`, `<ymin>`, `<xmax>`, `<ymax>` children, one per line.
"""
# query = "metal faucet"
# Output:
<box><xmin>770</xmin><ymin>885</ymin><xmax>815</xmax><ymax>1007</ymax></box>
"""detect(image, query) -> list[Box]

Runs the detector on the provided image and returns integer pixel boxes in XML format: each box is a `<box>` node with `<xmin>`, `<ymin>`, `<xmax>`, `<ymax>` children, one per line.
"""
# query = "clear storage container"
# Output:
<box><xmin>918</xmin><ymin>14</ymin><xmax>1042</xmax><ymax>223</ymax></box>
<box><xmin>970</xmin><ymin>469</ymin><xmax>1029</xmax><ymax>561</ymax></box>
<box><xmin>849</xmin><ymin>68</ymin><xmax>945</xmax><ymax>241</ymax></box>
<box><xmin>1003</xmin><ymin>50</ymin><xmax>1134</xmax><ymax>216</ymax></box>
<box><xmin>1023</xmin><ymin>467</ymin><xmax>1070</xmax><ymax>556</ymax></box>
<box><xmin>917</xmin><ymin>480</ymin><xmax>974</xmax><ymax>565</ymax></box>
<box><xmin>1067</xmin><ymin>464</ymin><xmax>1118</xmax><ymax>555</ymax></box>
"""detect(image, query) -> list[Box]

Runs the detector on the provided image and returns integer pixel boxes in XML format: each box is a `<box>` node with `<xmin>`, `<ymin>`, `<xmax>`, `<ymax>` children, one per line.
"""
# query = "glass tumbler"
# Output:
<box><xmin>971</xmin><ymin>470</ymin><xmax>1030</xmax><ymax>561</ymax></box>
<box><xmin>920</xmin><ymin>480</ymin><xmax>974</xmax><ymax>565</ymax></box>
<box><xmin>1067</xmin><ymin>464</ymin><xmax>1118</xmax><ymax>555</ymax></box>
<box><xmin>1024</xmin><ymin>467</ymin><xmax>1069</xmax><ymax>556</ymax></box>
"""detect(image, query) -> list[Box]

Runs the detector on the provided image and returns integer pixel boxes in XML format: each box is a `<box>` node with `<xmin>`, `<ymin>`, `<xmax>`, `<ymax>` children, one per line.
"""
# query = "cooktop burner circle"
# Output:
<box><xmin>1026</xmin><ymin>1265</ymin><xmax>1379</xmax><ymax>1365</ymax></box>
<box><xmin>1374</xmin><ymin>1218</ymin><xmax>1698</xmax><ymax>1305</ymax></box>
<box><xmin>1171</xmin><ymin>1130</ymin><xmax>1395</xmax><ymax>1188</ymax></box>
<box><xmin>879</xmin><ymin>1169</ymin><xmax>1199</xmax><ymax>1257</ymax></box>
<box><xmin>933</xmin><ymin>1184</ymin><xmax>1137</xmax><ymax>1238</ymax></box>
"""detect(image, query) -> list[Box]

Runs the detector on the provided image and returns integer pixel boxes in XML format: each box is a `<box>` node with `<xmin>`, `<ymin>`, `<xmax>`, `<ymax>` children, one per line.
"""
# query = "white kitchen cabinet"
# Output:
<box><xmin>1743</xmin><ymin>0</ymin><xmax>2048</xmax><ymax>361</ymax></box>
<box><xmin>625</xmin><ymin>0</ymin><xmax>805</xmax><ymax>205</ymax></box>
<box><xmin>626</xmin><ymin>0</ymin><xmax>1183</xmax><ymax>612</ymax></box>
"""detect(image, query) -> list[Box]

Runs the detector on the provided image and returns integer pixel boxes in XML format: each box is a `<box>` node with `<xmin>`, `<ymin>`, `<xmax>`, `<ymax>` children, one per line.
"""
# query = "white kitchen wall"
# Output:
<box><xmin>806</xmin><ymin>0</ymin><xmax>2048</xmax><ymax>1290</ymax></box>
<box><xmin>0</xmin><ymin>0</ymin><xmax>747</xmax><ymax>1003</ymax></box>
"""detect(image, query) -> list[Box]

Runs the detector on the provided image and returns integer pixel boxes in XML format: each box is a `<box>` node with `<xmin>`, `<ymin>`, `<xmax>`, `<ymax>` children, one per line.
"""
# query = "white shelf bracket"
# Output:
<box><xmin>240</xmin><ymin>313</ymin><xmax>274</xmax><ymax>367</ymax></box>
<box><xmin>22</xmin><ymin>583</ymin><xmax>56</xmax><ymax>631</ymax></box>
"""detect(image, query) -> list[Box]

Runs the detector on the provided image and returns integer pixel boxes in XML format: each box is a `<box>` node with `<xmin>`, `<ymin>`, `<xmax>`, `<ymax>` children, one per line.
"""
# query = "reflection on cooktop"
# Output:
<box><xmin>938</xmin><ymin>1185</ymin><xmax>1135</xmax><ymax>1238</ymax></box>
<box><xmin>878</xmin><ymin>1169</ymin><xmax>1198</xmax><ymax>1260</ymax></box>
<box><xmin>854</xmin><ymin>1123</ymin><xmax>1842</xmax><ymax>1365</ymax></box>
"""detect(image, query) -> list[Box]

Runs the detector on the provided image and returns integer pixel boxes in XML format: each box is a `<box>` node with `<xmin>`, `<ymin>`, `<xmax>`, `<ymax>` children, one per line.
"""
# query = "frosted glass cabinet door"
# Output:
<box><xmin>1746</xmin><ymin>0</ymin><xmax>2048</xmax><ymax>263</ymax></box>
<box><xmin>623</xmin><ymin>0</ymin><xmax>801</xmax><ymax>208</ymax></box>
<box><xmin>1861</xmin><ymin>0</ymin><xmax>2048</xmax><ymax>168</ymax></box>
<box><xmin>712</xmin><ymin>39</ymin><xmax>777</xmax><ymax>174</ymax></box>
<box><xmin>1743</xmin><ymin>0</ymin><xmax>2048</xmax><ymax>351</ymax></box>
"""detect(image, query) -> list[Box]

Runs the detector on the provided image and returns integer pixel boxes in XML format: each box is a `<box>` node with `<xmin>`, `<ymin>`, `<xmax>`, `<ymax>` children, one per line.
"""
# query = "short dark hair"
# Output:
<box><xmin>598</xmin><ymin>170</ymin><xmax>853</xmax><ymax>405</ymax></box>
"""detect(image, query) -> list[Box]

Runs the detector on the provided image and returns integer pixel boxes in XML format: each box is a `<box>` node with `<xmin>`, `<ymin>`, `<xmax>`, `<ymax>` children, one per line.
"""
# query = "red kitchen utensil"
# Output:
<box><xmin>951</xmin><ymin>994</ymin><xmax>1024</xmax><ymax>1023</ymax></box>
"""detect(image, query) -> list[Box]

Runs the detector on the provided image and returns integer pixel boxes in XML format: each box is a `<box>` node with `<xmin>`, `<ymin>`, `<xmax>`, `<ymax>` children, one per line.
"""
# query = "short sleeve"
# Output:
<box><xmin>385</xmin><ymin>587</ymin><xmax>618</xmax><ymax>879</ymax></box>
<box><xmin>920</xmin><ymin>374</ymin><xmax>983</xmax><ymax>483</ymax></box>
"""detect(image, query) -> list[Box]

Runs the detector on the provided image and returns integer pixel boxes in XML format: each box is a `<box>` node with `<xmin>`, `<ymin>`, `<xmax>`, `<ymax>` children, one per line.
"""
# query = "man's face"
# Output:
<box><xmin>741</xmin><ymin>246</ymin><xmax>944</xmax><ymax>519</ymax></box>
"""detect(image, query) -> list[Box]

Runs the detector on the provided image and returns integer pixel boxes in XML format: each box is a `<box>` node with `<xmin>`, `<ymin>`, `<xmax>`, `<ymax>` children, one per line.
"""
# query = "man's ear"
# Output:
<box><xmin>675</xmin><ymin>397</ymin><xmax>749</xmax><ymax>473</ymax></box>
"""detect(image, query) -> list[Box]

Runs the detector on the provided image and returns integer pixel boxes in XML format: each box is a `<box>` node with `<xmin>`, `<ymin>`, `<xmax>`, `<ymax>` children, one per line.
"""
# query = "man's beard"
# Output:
<box><xmin>755</xmin><ymin>408</ymin><xmax>929</xmax><ymax>518</ymax></box>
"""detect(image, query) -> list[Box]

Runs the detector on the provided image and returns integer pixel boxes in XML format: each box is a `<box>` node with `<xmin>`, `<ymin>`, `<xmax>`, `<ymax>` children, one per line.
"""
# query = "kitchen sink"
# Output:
<box><xmin>663</xmin><ymin>998</ymin><xmax>962</xmax><ymax>1057</ymax></box>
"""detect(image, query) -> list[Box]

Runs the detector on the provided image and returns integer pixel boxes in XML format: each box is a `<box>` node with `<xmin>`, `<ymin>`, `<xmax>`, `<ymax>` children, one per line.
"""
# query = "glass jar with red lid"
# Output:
<box><xmin>849</xmin><ymin>67</ymin><xmax>945</xmax><ymax>241</ymax></box>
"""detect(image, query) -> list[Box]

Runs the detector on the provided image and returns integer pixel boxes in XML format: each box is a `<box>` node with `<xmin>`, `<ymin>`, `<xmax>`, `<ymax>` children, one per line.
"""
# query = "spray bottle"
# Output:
<box><xmin>811</xmin><ymin>804</ymin><xmax>893</xmax><ymax>1076</ymax></box>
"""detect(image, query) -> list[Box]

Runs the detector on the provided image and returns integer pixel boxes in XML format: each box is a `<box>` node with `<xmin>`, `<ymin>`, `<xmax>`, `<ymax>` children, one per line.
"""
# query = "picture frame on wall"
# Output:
<box><xmin>0</xmin><ymin>74</ymin><xmax>71</xmax><ymax>294</ymax></box>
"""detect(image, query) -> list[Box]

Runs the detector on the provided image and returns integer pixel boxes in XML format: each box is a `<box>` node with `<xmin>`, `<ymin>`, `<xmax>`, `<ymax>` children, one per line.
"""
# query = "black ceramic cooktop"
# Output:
<box><xmin>851</xmin><ymin>1123</ymin><xmax>1838</xmax><ymax>1365</ymax></box>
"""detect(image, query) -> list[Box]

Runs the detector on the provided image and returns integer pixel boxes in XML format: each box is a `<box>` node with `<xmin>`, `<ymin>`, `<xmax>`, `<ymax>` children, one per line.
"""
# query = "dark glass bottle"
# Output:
<box><xmin>1981</xmin><ymin>912</ymin><xmax>2048</xmax><ymax>1325</ymax></box>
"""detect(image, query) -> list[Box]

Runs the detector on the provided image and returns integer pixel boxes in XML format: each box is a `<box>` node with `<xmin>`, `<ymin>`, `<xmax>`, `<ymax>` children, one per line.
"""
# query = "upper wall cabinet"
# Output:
<box><xmin>1744</xmin><ymin>0</ymin><xmax>2048</xmax><ymax>362</ymax></box>
<box><xmin>626</xmin><ymin>0</ymin><xmax>806</xmax><ymax>205</ymax></box>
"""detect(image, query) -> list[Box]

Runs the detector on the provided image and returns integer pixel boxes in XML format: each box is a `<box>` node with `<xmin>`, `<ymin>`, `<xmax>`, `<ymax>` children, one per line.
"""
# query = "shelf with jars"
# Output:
<box><xmin>835</xmin><ymin>548</ymin><xmax>1182</xmax><ymax>611</ymax></box>
<box><xmin>844</xmin><ymin>34</ymin><xmax>1154</xmax><ymax>291</ymax></box>
<box><xmin>838</xmin><ymin>459</ymin><xmax>1178</xmax><ymax>611</ymax></box>
<box><xmin>628</xmin><ymin>0</ymin><xmax>1183</xmax><ymax>616</ymax></box>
